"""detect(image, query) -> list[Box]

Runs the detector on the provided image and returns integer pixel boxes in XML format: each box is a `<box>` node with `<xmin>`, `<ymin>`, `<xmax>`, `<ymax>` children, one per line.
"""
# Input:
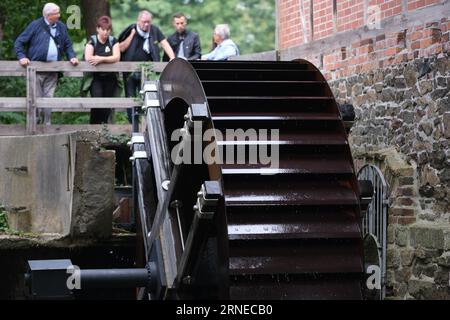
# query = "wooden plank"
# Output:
<box><xmin>35</xmin><ymin>97</ymin><xmax>141</xmax><ymax>109</ymax></box>
<box><xmin>0</xmin><ymin>61</ymin><xmax>26</xmax><ymax>76</ymax></box>
<box><xmin>231</xmin><ymin>50</ymin><xmax>278</xmax><ymax>61</ymax></box>
<box><xmin>0</xmin><ymin>98</ymin><xmax>26</xmax><ymax>111</ymax></box>
<box><xmin>0</xmin><ymin>124</ymin><xmax>133</xmax><ymax>136</ymax></box>
<box><xmin>27</xmin><ymin>61</ymin><xmax>167</xmax><ymax>73</ymax></box>
<box><xmin>0</xmin><ymin>61</ymin><xmax>167</xmax><ymax>76</ymax></box>
<box><xmin>1</xmin><ymin>108</ymin><xmax>129</xmax><ymax>113</ymax></box>
<box><xmin>62</xmin><ymin>72</ymin><xmax>83</xmax><ymax>77</ymax></box>
<box><xmin>26</xmin><ymin>67</ymin><xmax>36</xmax><ymax>135</ymax></box>
<box><xmin>0</xmin><ymin>98</ymin><xmax>139</xmax><ymax>111</ymax></box>
<box><xmin>0</xmin><ymin>72</ymin><xmax>27</xmax><ymax>77</ymax></box>
<box><xmin>52</xmin><ymin>108</ymin><xmax>129</xmax><ymax>112</ymax></box>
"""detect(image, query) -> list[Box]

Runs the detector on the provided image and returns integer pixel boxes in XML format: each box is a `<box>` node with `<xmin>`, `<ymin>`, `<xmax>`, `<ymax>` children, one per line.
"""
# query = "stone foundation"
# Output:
<box><xmin>0</xmin><ymin>131</ymin><xmax>115</xmax><ymax>238</ymax></box>
<box><xmin>342</xmin><ymin>55</ymin><xmax>450</xmax><ymax>299</ymax></box>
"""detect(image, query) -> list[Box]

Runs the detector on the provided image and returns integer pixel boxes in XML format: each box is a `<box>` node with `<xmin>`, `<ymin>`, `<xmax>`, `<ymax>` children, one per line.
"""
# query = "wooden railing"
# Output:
<box><xmin>0</xmin><ymin>61</ymin><xmax>167</xmax><ymax>135</ymax></box>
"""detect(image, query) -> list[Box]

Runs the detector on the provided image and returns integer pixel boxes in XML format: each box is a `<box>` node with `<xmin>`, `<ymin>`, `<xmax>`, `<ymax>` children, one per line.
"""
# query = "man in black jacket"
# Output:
<box><xmin>163</xmin><ymin>13</ymin><xmax>201</xmax><ymax>61</ymax></box>
<box><xmin>118</xmin><ymin>10</ymin><xmax>175</xmax><ymax>123</ymax></box>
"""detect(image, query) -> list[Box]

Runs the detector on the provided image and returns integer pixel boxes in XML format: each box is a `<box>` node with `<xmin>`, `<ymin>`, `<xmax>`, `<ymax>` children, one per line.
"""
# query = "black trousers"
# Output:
<box><xmin>90</xmin><ymin>75</ymin><xmax>116</xmax><ymax>124</ymax></box>
<box><xmin>124</xmin><ymin>73</ymin><xmax>141</xmax><ymax>123</ymax></box>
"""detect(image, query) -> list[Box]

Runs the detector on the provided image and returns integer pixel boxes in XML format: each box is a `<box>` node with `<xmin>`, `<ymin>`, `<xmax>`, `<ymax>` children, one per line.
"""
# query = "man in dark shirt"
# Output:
<box><xmin>163</xmin><ymin>12</ymin><xmax>201</xmax><ymax>61</ymax></box>
<box><xmin>119</xmin><ymin>10</ymin><xmax>175</xmax><ymax>124</ymax></box>
<box><xmin>14</xmin><ymin>2</ymin><xmax>78</xmax><ymax>125</ymax></box>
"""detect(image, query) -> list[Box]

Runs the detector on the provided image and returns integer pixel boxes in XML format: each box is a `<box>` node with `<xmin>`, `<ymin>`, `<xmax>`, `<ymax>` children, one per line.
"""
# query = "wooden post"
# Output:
<box><xmin>26</xmin><ymin>66</ymin><xmax>37</xmax><ymax>135</ymax></box>
<box><xmin>135</xmin><ymin>65</ymin><xmax>149</xmax><ymax>133</ymax></box>
<box><xmin>140</xmin><ymin>65</ymin><xmax>146</xmax><ymax>84</ymax></box>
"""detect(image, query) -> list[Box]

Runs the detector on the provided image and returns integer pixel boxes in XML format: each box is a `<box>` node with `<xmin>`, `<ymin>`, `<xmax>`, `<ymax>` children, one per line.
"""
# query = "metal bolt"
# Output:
<box><xmin>170</xmin><ymin>200</ymin><xmax>182</xmax><ymax>209</ymax></box>
<box><xmin>193</xmin><ymin>205</ymin><xmax>199</xmax><ymax>211</ymax></box>
<box><xmin>197</xmin><ymin>191</ymin><xmax>203</xmax><ymax>197</ymax></box>
<box><xmin>184</xmin><ymin>114</ymin><xmax>189</xmax><ymax>120</ymax></box>
<box><xmin>129</xmin><ymin>156</ymin><xmax>135</xmax><ymax>162</ymax></box>
<box><xmin>162</xmin><ymin>180</ymin><xmax>170</xmax><ymax>191</ymax></box>
<box><xmin>182</xmin><ymin>276</ymin><xmax>192</xmax><ymax>285</ymax></box>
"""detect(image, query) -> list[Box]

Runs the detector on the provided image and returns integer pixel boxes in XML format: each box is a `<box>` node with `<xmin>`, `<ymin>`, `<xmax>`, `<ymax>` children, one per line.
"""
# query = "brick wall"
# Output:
<box><xmin>337</xmin><ymin>0</ymin><xmax>364</xmax><ymax>33</ymax></box>
<box><xmin>278</xmin><ymin>0</ymin><xmax>302</xmax><ymax>48</ymax></box>
<box><xmin>312</xmin><ymin>18</ymin><xmax>449</xmax><ymax>80</ymax></box>
<box><xmin>313</xmin><ymin>0</ymin><xmax>334</xmax><ymax>39</ymax></box>
<box><xmin>278</xmin><ymin>0</ymin><xmax>446</xmax><ymax>50</ymax></box>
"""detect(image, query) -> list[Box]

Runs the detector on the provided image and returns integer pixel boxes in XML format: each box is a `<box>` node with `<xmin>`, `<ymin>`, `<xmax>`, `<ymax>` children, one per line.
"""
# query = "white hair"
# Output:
<box><xmin>138</xmin><ymin>10</ymin><xmax>153</xmax><ymax>20</ymax></box>
<box><xmin>42</xmin><ymin>3</ymin><xmax>60</xmax><ymax>18</ymax></box>
<box><xmin>214</xmin><ymin>24</ymin><xmax>230</xmax><ymax>40</ymax></box>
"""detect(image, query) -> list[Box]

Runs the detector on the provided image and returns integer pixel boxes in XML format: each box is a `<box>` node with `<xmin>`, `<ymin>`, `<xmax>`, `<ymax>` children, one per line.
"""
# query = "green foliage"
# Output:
<box><xmin>114</xmin><ymin>111</ymin><xmax>130</xmax><ymax>124</ymax></box>
<box><xmin>0</xmin><ymin>0</ymin><xmax>87</xmax><ymax>124</ymax></box>
<box><xmin>0</xmin><ymin>77</ymin><xmax>27</xmax><ymax>124</ymax></box>
<box><xmin>110</xmin><ymin>0</ymin><xmax>275</xmax><ymax>55</ymax></box>
<box><xmin>0</xmin><ymin>77</ymin><xmax>26</xmax><ymax>97</ymax></box>
<box><xmin>0</xmin><ymin>206</ymin><xmax>23</xmax><ymax>235</ymax></box>
<box><xmin>100</xmin><ymin>124</ymin><xmax>130</xmax><ymax>144</ymax></box>
<box><xmin>0</xmin><ymin>205</ymin><xmax>9</xmax><ymax>232</ymax></box>
<box><xmin>0</xmin><ymin>0</ymin><xmax>84</xmax><ymax>60</ymax></box>
<box><xmin>0</xmin><ymin>0</ymin><xmax>275</xmax><ymax>125</ymax></box>
<box><xmin>54</xmin><ymin>76</ymin><xmax>82</xmax><ymax>97</ymax></box>
<box><xmin>0</xmin><ymin>112</ymin><xmax>26</xmax><ymax>124</ymax></box>
<box><xmin>52</xmin><ymin>77</ymin><xmax>89</xmax><ymax>124</ymax></box>
<box><xmin>1</xmin><ymin>0</ymin><xmax>275</xmax><ymax>60</ymax></box>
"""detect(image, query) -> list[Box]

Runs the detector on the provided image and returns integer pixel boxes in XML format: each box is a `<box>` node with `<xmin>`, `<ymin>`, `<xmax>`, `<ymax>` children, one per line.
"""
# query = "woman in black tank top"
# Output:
<box><xmin>84</xmin><ymin>16</ymin><xmax>120</xmax><ymax>124</ymax></box>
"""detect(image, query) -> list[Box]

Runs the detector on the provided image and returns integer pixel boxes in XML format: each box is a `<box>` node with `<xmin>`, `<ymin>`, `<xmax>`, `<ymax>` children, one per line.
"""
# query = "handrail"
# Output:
<box><xmin>0</xmin><ymin>61</ymin><xmax>167</xmax><ymax>76</ymax></box>
<box><xmin>0</xmin><ymin>61</ymin><xmax>168</xmax><ymax>135</ymax></box>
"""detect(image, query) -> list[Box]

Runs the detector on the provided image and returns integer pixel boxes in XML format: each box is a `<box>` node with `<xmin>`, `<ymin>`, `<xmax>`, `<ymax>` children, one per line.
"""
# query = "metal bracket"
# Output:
<box><xmin>130</xmin><ymin>151</ymin><xmax>148</xmax><ymax>162</ymax></box>
<box><xmin>183</xmin><ymin>103</ymin><xmax>210</xmax><ymax>129</ymax></box>
<box><xmin>141</xmin><ymin>82</ymin><xmax>158</xmax><ymax>93</ymax></box>
<box><xmin>193</xmin><ymin>181</ymin><xmax>222</xmax><ymax>219</ymax></box>
<box><xmin>178</xmin><ymin>103</ymin><xmax>210</xmax><ymax>148</ymax></box>
<box><xmin>144</xmin><ymin>98</ymin><xmax>160</xmax><ymax>109</ymax></box>
<box><xmin>141</xmin><ymin>81</ymin><xmax>160</xmax><ymax>111</ymax></box>
<box><xmin>175</xmin><ymin>181</ymin><xmax>223</xmax><ymax>286</ymax></box>
<box><xmin>127</xmin><ymin>134</ymin><xmax>145</xmax><ymax>148</ymax></box>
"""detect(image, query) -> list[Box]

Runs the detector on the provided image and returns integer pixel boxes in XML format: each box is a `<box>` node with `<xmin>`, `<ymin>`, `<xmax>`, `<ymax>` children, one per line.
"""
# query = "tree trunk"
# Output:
<box><xmin>80</xmin><ymin>0</ymin><xmax>110</xmax><ymax>38</ymax></box>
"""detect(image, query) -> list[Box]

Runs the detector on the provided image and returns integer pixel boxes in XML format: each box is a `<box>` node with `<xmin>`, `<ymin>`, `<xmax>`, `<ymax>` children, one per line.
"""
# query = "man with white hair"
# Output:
<box><xmin>14</xmin><ymin>2</ymin><xmax>79</xmax><ymax>125</ymax></box>
<box><xmin>201</xmin><ymin>24</ymin><xmax>239</xmax><ymax>61</ymax></box>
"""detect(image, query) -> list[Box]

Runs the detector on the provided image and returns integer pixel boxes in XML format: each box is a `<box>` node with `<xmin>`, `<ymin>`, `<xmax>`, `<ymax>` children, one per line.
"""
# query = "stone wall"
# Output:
<box><xmin>275</xmin><ymin>0</ymin><xmax>450</xmax><ymax>301</ymax></box>
<box><xmin>71</xmin><ymin>131</ymin><xmax>115</xmax><ymax>238</ymax></box>
<box><xmin>329</xmin><ymin>54</ymin><xmax>450</xmax><ymax>299</ymax></box>
<box><xmin>0</xmin><ymin>131</ymin><xmax>115</xmax><ymax>238</ymax></box>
